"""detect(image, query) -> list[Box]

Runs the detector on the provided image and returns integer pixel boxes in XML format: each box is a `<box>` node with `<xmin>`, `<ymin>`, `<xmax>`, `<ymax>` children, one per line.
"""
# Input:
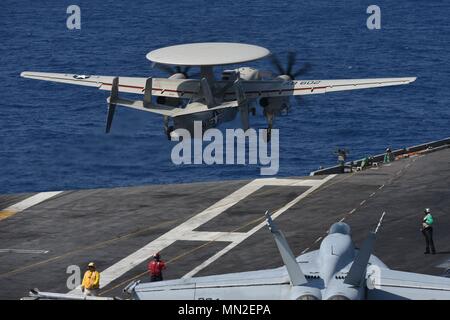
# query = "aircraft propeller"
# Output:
<box><xmin>152</xmin><ymin>64</ymin><xmax>197</xmax><ymax>116</ymax></box>
<box><xmin>153</xmin><ymin>64</ymin><xmax>199</xmax><ymax>79</ymax></box>
<box><xmin>269</xmin><ymin>51</ymin><xmax>311</xmax><ymax>80</ymax></box>
<box><xmin>268</xmin><ymin>51</ymin><xmax>312</xmax><ymax>109</ymax></box>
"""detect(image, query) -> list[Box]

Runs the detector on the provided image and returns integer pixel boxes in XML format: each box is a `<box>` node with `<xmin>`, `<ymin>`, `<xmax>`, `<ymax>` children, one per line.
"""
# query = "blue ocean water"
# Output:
<box><xmin>1</xmin><ymin>0</ymin><xmax>449</xmax><ymax>194</ymax></box>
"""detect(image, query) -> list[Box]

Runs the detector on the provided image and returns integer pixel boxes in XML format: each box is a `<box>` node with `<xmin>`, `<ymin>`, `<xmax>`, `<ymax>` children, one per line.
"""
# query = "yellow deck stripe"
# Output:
<box><xmin>0</xmin><ymin>210</ymin><xmax>17</xmax><ymax>221</ymax></box>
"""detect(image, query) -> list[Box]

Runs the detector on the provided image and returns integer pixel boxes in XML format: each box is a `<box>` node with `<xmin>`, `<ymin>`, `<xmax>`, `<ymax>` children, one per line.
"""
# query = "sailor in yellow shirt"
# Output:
<box><xmin>81</xmin><ymin>262</ymin><xmax>100</xmax><ymax>296</ymax></box>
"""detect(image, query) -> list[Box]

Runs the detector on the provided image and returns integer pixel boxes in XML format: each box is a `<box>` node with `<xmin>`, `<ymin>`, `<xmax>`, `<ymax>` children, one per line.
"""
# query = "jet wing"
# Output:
<box><xmin>237</xmin><ymin>77</ymin><xmax>416</xmax><ymax>99</ymax></box>
<box><xmin>131</xmin><ymin>268</ymin><xmax>291</xmax><ymax>300</ymax></box>
<box><xmin>367</xmin><ymin>268</ymin><xmax>450</xmax><ymax>300</ymax></box>
<box><xmin>130</xmin><ymin>251</ymin><xmax>319</xmax><ymax>300</ymax></box>
<box><xmin>20</xmin><ymin>71</ymin><xmax>200</xmax><ymax>98</ymax></box>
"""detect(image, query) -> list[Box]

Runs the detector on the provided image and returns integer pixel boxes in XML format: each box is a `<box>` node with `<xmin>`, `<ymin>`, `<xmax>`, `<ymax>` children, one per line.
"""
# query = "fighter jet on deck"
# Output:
<box><xmin>28</xmin><ymin>210</ymin><xmax>450</xmax><ymax>300</ymax></box>
<box><xmin>119</xmin><ymin>212</ymin><xmax>450</xmax><ymax>300</ymax></box>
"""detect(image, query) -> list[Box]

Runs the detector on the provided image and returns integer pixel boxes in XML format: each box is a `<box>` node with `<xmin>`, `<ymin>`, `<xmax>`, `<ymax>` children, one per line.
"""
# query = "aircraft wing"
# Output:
<box><xmin>237</xmin><ymin>77</ymin><xmax>416</xmax><ymax>99</ymax></box>
<box><xmin>21</xmin><ymin>72</ymin><xmax>415</xmax><ymax>100</ymax></box>
<box><xmin>130</xmin><ymin>268</ymin><xmax>291</xmax><ymax>300</ymax></box>
<box><xmin>20</xmin><ymin>71</ymin><xmax>200</xmax><ymax>98</ymax></box>
<box><xmin>367</xmin><ymin>268</ymin><xmax>450</xmax><ymax>300</ymax></box>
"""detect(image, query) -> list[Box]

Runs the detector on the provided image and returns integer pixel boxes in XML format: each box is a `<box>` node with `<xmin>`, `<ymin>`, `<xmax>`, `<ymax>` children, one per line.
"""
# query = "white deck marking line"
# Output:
<box><xmin>349</xmin><ymin>208</ymin><xmax>356</xmax><ymax>214</ymax></box>
<box><xmin>0</xmin><ymin>249</ymin><xmax>49</xmax><ymax>254</ymax></box>
<box><xmin>360</xmin><ymin>200</ymin><xmax>366</xmax><ymax>206</ymax></box>
<box><xmin>69</xmin><ymin>176</ymin><xmax>334</xmax><ymax>294</ymax></box>
<box><xmin>338</xmin><ymin>217</ymin><xmax>345</xmax><ymax>223</ymax></box>
<box><xmin>313</xmin><ymin>236</ymin><xmax>323</xmax><ymax>244</ymax></box>
<box><xmin>369</xmin><ymin>192</ymin><xmax>376</xmax><ymax>197</ymax></box>
<box><xmin>174</xmin><ymin>231</ymin><xmax>245</xmax><ymax>242</ymax></box>
<box><xmin>0</xmin><ymin>191</ymin><xmax>63</xmax><ymax>221</ymax></box>
<box><xmin>378</xmin><ymin>184</ymin><xmax>385</xmax><ymax>190</ymax></box>
<box><xmin>259</xmin><ymin>178</ymin><xmax>325</xmax><ymax>187</ymax></box>
<box><xmin>181</xmin><ymin>175</ymin><xmax>336</xmax><ymax>279</ymax></box>
<box><xmin>301</xmin><ymin>248</ymin><xmax>310</xmax><ymax>254</ymax></box>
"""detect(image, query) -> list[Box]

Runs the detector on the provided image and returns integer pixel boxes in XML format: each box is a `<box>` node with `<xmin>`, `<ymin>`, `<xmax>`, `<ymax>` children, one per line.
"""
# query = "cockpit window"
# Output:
<box><xmin>329</xmin><ymin>222</ymin><xmax>351</xmax><ymax>235</ymax></box>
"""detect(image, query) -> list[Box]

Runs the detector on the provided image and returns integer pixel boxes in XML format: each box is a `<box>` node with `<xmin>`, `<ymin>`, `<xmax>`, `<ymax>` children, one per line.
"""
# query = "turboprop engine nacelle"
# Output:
<box><xmin>259</xmin><ymin>96</ymin><xmax>290</xmax><ymax>115</ymax></box>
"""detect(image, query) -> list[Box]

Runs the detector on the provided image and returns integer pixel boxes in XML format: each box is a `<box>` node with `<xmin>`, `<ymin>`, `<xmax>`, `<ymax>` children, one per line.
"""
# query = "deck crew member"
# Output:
<box><xmin>81</xmin><ymin>262</ymin><xmax>100</xmax><ymax>296</ymax></box>
<box><xmin>383</xmin><ymin>148</ymin><xmax>393</xmax><ymax>163</ymax></box>
<box><xmin>358</xmin><ymin>156</ymin><xmax>370</xmax><ymax>171</ymax></box>
<box><xmin>148</xmin><ymin>252</ymin><xmax>166</xmax><ymax>282</ymax></box>
<box><xmin>336</xmin><ymin>149</ymin><xmax>348</xmax><ymax>173</ymax></box>
<box><xmin>421</xmin><ymin>208</ymin><xmax>436</xmax><ymax>254</ymax></box>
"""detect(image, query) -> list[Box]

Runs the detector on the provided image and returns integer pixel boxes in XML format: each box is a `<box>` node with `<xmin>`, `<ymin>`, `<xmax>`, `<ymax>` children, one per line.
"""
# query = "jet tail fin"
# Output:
<box><xmin>344</xmin><ymin>212</ymin><xmax>386</xmax><ymax>287</ymax></box>
<box><xmin>265</xmin><ymin>211</ymin><xmax>308</xmax><ymax>286</ymax></box>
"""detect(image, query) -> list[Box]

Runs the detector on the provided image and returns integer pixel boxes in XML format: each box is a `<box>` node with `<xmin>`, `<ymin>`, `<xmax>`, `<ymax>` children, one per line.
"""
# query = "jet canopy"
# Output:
<box><xmin>328</xmin><ymin>222</ymin><xmax>351</xmax><ymax>235</ymax></box>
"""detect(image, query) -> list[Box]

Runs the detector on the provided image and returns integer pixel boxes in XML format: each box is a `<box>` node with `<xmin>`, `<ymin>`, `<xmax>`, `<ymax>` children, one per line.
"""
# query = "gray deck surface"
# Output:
<box><xmin>0</xmin><ymin>148</ymin><xmax>449</xmax><ymax>299</ymax></box>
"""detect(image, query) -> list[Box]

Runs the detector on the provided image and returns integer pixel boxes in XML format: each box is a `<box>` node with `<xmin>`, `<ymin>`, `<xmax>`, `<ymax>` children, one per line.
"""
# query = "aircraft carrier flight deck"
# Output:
<box><xmin>0</xmin><ymin>140</ymin><xmax>449</xmax><ymax>300</ymax></box>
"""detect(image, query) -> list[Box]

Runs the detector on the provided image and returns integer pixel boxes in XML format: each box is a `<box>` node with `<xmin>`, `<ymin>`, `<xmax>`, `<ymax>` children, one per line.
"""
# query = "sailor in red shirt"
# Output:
<box><xmin>148</xmin><ymin>252</ymin><xmax>166</xmax><ymax>282</ymax></box>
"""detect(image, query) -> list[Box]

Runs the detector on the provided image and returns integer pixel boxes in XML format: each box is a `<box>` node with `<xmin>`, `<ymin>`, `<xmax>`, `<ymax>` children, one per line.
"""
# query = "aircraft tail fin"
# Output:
<box><xmin>265</xmin><ymin>211</ymin><xmax>308</xmax><ymax>286</ymax></box>
<box><xmin>200</xmin><ymin>78</ymin><xmax>215</xmax><ymax>107</ymax></box>
<box><xmin>344</xmin><ymin>212</ymin><xmax>386</xmax><ymax>287</ymax></box>
<box><xmin>143</xmin><ymin>77</ymin><xmax>153</xmax><ymax>108</ymax></box>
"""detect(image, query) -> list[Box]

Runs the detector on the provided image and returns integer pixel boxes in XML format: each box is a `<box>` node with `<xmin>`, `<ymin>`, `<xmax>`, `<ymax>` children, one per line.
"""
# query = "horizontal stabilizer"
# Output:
<box><xmin>174</xmin><ymin>101</ymin><xmax>239</xmax><ymax>117</ymax></box>
<box><xmin>106</xmin><ymin>97</ymin><xmax>240</xmax><ymax>118</ymax></box>
<box><xmin>106</xmin><ymin>97</ymin><xmax>176</xmax><ymax>117</ymax></box>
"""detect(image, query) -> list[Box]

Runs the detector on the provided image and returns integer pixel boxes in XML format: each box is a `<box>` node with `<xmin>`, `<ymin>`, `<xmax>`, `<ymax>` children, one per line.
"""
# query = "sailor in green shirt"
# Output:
<box><xmin>360</xmin><ymin>156</ymin><xmax>369</xmax><ymax>170</ymax></box>
<box><xmin>421</xmin><ymin>208</ymin><xmax>436</xmax><ymax>254</ymax></box>
<box><xmin>383</xmin><ymin>148</ymin><xmax>394</xmax><ymax>163</ymax></box>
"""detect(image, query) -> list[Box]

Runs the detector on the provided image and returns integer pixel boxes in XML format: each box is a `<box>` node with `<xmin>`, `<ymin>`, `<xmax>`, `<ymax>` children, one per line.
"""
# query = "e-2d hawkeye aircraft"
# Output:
<box><xmin>21</xmin><ymin>42</ymin><xmax>416</xmax><ymax>139</ymax></box>
<box><xmin>119</xmin><ymin>212</ymin><xmax>450</xmax><ymax>300</ymax></box>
